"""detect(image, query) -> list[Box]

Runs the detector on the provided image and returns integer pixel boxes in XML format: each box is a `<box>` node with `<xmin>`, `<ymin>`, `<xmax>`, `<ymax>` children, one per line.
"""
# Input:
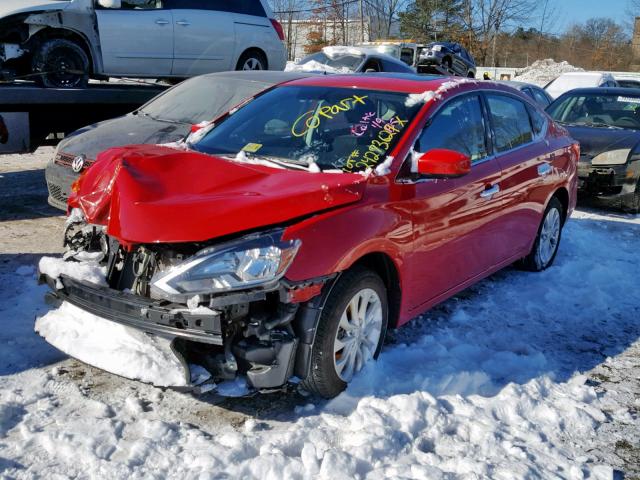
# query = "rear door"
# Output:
<box><xmin>484</xmin><ymin>92</ymin><xmax>552</xmax><ymax>259</ymax></box>
<box><xmin>403</xmin><ymin>93</ymin><xmax>505</xmax><ymax>311</ymax></box>
<box><xmin>96</xmin><ymin>0</ymin><xmax>173</xmax><ymax>76</ymax></box>
<box><xmin>167</xmin><ymin>0</ymin><xmax>236</xmax><ymax>75</ymax></box>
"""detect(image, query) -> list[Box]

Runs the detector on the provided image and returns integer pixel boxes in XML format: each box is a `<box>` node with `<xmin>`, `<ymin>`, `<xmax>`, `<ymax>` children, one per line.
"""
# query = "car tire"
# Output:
<box><xmin>519</xmin><ymin>197</ymin><xmax>564</xmax><ymax>272</ymax></box>
<box><xmin>443</xmin><ymin>57</ymin><xmax>452</xmax><ymax>71</ymax></box>
<box><xmin>467</xmin><ymin>71</ymin><xmax>475</xmax><ymax>78</ymax></box>
<box><xmin>236</xmin><ymin>50</ymin><xmax>267</xmax><ymax>71</ymax></box>
<box><xmin>301</xmin><ymin>266</ymin><xmax>388</xmax><ymax>399</ymax></box>
<box><xmin>624</xmin><ymin>181</ymin><xmax>640</xmax><ymax>213</ymax></box>
<box><xmin>32</xmin><ymin>38</ymin><xmax>89</xmax><ymax>89</ymax></box>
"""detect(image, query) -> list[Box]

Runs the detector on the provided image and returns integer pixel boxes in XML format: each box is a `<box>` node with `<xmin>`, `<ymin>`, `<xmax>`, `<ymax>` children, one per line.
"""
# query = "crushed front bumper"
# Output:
<box><xmin>577</xmin><ymin>159</ymin><xmax>640</xmax><ymax>210</ymax></box>
<box><xmin>40</xmin><ymin>273</ymin><xmax>224</xmax><ymax>345</ymax></box>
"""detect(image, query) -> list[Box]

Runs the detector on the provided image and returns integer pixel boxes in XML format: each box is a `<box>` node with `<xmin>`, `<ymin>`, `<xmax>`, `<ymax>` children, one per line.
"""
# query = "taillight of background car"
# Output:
<box><xmin>270</xmin><ymin>19</ymin><xmax>285</xmax><ymax>41</ymax></box>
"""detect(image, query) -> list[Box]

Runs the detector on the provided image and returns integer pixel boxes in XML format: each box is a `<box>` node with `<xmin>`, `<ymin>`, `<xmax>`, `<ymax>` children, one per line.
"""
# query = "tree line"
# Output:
<box><xmin>271</xmin><ymin>0</ymin><xmax>634</xmax><ymax>70</ymax></box>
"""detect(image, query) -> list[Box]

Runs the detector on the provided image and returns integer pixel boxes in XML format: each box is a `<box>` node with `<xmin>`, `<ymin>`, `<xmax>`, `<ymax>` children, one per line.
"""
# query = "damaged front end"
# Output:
<box><xmin>38</xmin><ymin>209</ymin><xmax>330</xmax><ymax>394</ymax></box>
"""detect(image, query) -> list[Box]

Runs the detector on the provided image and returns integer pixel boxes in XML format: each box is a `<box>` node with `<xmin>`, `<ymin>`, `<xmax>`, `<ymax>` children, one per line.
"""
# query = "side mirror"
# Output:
<box><xmin>416</xmin><ymin>148</ymin><xmax>471</xmax><ymax>178</ymax></box>
<box><xmin>98</xmin><ymin>0</ymin><xmax>122</xmax><ymax>8</ymax></box>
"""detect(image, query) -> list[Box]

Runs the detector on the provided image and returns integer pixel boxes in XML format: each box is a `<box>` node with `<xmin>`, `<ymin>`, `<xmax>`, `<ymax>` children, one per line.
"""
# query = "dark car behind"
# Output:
<box><xmin>45</xmin><ymin>70</ymin><xmax>313</xmax><ymax>210</ymax></box>
<box><xmin>416</xmin><ymin>42</ymin><xmax>476</xmax><ymax>78</ymax></box>
<box><xmin>547</xmin><ymin>87</ymin><xmax>640</xmax><ymax>211</ymax></box>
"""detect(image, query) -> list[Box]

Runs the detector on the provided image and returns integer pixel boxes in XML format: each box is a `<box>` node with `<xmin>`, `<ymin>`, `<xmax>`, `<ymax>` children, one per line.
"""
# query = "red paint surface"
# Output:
<box><xmin>70</xmin><ymin>76</ymin><xmax>577</xmax><ymax>325</ymax></box>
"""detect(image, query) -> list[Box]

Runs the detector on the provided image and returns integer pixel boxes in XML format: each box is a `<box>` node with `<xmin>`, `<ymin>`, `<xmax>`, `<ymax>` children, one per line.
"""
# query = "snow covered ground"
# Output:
<box><xmin>1</xmin><ymin>206</ymin><xmax>638</xmax><ymax>479</ymax></box>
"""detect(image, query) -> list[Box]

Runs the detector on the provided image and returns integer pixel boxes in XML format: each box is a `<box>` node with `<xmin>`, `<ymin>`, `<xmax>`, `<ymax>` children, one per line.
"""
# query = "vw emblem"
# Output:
<box><xmin>71</xmin><ymin>155</ymin><xmax>85</xmax><ymax>173</ymax></box>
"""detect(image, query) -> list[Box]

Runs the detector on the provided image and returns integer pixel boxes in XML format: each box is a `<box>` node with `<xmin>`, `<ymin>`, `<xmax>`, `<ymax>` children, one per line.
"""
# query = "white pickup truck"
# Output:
<box><xmin>0</xmin><ymin>0</ymin><xmax>287</xmax><ymax>88</ymax></box>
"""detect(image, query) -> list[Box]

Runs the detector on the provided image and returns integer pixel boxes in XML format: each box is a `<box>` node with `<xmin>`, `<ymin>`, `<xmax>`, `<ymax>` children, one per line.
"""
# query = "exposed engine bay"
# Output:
<box><xmin>39</xmin><ymin>210</ymin><xmax>331</xmax><ymax>394</ymax></box>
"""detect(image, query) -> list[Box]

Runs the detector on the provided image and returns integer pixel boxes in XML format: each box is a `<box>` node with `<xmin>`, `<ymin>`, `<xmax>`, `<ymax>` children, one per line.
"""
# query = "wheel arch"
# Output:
<box><xmin>29</xmin><ymin>27</ymin><xmax>95</xmax><ymax>74</ymax></box>
<box><xmin>551</xmin><ymin>186</ymin><xmax>569</xmax><ymax>224</ymax></box>
<box><xmin>348</xmin><ymin>251</ymin><xmax>402</xmax><ymax>330</ymax></box>
<box><xmin>236</xmin><ymin>47</ymin><xmax>268</xmax><ymax>70</ymax></box>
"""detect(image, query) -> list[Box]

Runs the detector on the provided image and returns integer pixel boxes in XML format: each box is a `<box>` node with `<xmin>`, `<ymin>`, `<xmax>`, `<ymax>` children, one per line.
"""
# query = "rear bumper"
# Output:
<box><xmin>40</xmin><ymin>273</ymin><xmax>224</xmax><ymax>345</ymax></box>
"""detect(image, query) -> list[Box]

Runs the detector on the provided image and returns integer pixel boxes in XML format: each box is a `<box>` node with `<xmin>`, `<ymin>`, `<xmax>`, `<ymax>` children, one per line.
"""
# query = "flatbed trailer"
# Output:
<box><xmin>0</xmin><ymin>81</ymin><xmax>167</xmax><ymax>154</ymax></box>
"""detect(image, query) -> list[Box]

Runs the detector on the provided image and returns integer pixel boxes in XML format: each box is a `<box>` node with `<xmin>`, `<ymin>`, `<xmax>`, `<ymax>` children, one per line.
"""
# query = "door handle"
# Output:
<box><xmin>480</xmin><ymin>184</ymin><xmax>500</xmax><ymax>199</ymax></box>
<box><xmin>155</xmin><ymin>19</ymin><xmax>170</xmax><ymax>25</ymax></box>
<box><xmin>176</xmin><ymin>20</ymin><xmax>191</xmax><ymax>26</ymax></box>
<box><xmin>537</xmin><ymin>163</ymin><xmax>552</xmax><ymax>177</ymax></box>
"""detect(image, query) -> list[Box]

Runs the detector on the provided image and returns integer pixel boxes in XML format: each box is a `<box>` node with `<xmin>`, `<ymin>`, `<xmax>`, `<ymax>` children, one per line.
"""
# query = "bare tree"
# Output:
<box><xmin>271</xmin><ymin>0</ymin><xmax>311</xmax><ymax>60</ymax></box>
<box><xmin>365</xmin><ymin>0</ymin><xmax>410</xmax><ymax>39</ymax></box>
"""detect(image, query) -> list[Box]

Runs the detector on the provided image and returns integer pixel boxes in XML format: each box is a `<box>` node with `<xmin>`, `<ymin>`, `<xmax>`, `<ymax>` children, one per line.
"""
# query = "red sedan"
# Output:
<box><xmin>39</xmin><ymin>74</ymin><xmax>578</xmax><ymax>398</ymax></box>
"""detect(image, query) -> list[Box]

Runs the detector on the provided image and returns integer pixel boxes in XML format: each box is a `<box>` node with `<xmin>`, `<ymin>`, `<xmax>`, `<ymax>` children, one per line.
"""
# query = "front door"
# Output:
<box><xmin>166</xmin><ymin>0</ymin><xmax>235</xmax><ymax>76</ymax></box>
<box><xmin>403</xmin><ymin>93</ymin><xmax>505</xmax><ymax>312</ymax></box>
<box><xmin>96</xmin><ymin>0</ymin><xmax>173</xmax><ymax>76</ymax></box>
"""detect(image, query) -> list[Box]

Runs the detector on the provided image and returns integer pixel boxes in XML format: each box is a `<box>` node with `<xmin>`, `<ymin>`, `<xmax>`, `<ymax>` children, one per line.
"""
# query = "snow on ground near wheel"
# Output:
<box><xmin>1</xmin><ymin>209</ymin><xmax>639</xmax><ymax>478</ymax></box>
<box><xmin>35</xmin><ymin>302</ymin><xmax>189</xmax><ymax>387</ymax></box>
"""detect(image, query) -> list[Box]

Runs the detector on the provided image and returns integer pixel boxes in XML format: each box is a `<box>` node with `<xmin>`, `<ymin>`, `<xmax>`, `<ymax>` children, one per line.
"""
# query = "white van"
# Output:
<box><xmin>0</xmin><ymin>0</ymin><xmax>287</xmax><ymax>88</ymax></box>
<box><xmin>545</xmin><ymin>72</ymin><xmax>618</xmax><ymax>100</ymax></box>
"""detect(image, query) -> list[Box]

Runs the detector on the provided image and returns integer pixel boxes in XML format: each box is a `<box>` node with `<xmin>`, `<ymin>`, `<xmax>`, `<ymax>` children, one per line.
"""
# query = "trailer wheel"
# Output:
<box><xmin>32</xmin><ymin>38</ymin><xmax>89</xmax><ymax>89</ymax></box>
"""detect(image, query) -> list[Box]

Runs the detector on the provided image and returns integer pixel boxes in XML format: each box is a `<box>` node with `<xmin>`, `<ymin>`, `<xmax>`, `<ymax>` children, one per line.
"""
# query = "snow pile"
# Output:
<box><xmin>1</xmin><ymin>209</ymin><xmax>639</xmax><ymax>477</ymax></box>
<box><xmin>406</xmin><ymin>78</ymin><xmax>477</xmax><ymax>107</ymax></box>
<box><xmin>39</xmin><ymin>255</ymin><xmax>107</xmax><ymax>288</ymax></box>
<box><xmin>515</xmin><ymin>59</ymin><xmax>584</xmax><ymax>87</ymax></box>
<box><xmin>285</xmin><ymin>60</ymin><xmax>353</xmax><ymax>74</ymax></box>
<box><xmin>35</xmin><ymin>301</ymin><xmax>189</xmax><ymax>387</ymax></box>
<box><xmin>322</xmin><ymin>46</ymin><xmax>364</xmax><ymax>58</ymax></box>
<box><xmin>374</xmin><ymin>156</ymin><xmax>394</xmax><ymax>175</ymax></box>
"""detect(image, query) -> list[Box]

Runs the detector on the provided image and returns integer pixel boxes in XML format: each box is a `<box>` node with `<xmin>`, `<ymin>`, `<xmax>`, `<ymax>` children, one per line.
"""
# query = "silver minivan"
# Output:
<box><xmin>0</xmin><ymin>0</ymin><xmax>287</xmax><ymax>88</ymax></box>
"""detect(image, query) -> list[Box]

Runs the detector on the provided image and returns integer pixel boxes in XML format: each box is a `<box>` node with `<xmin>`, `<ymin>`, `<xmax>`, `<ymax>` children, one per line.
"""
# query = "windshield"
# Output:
<box><xmin>139</xmin><ymin>76</ymin><xmax>268</xmax><ymax>124</ymax></box>
<box><xmin>547</xmin><ymin>93</ymin><xmax>640</xmax><ymax>130</ymax></box>
<box><xmin>297</xmin><ymin>52</ymin><xmax>363</xmax><ymax>73</ymax></box>
<box><xmin>191</xmin><ymin>86</ymin><xmax>422</xmax><ymax>172</ymax></box>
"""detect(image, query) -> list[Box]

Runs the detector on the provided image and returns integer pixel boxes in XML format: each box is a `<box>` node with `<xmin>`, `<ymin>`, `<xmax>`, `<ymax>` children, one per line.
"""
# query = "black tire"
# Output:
<box><xmin>623</xmin><ymin>181</ymin><xmax>640</xmax><ymax>213</ymax></box>
<box><xmin>519</xmin><ymin>197</ymin><xmax>564</xmax><ymax>272</ymax></box>
<box><xmin>467</xmin><ymin>71</ymin><xmax>475</xmax><ymax>78</ymax></box>
<box><xmin>301</xmin><ymin>266</ymin><xmax>388</xmax><ymax>399</ymax></box>
<box><xmin>443</xmin><ymin>57</ymin><xmax>453</xmax><ymax>71</ymax></box>
<box><xmin>235</xmin><ymin>50</ymin><xmax>267</xmax><ymax>71</ymax></box>
<box><xmin>32</xmin><ymin>38</ymin><xmax>89</xmax><ymax>88</ymax></box>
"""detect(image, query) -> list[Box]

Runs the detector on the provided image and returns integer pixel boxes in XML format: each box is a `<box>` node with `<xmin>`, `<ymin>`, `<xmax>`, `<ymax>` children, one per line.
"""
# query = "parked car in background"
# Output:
<box><xmin>547</xmin><ymin>88</ymin><xmax>640</xmax><ymax>212</ymax></box>
<box><xmin>0</xmin><ymin>0</ymin><xmax>286</xmax><ymax>88</ymax></box>
<box><xmin>498</xmin><ymin>80</ymin><xmax>554</xmax><ymax>108</ymax></box>
<box><xmin>355</xmin><ymin>41</ymin><xmax>420</xmax><ymax>67</ymax></box>
<box><xmin>545</xmin><ymin>72</ymin><xmax>618</xmax><ymax>100</ymax></box>
<box><xmin>45</xmin><ymin>70</ymin><xmax>313</xmax><ymax>210</ymax></box>
<box><xmin>416</xmin><ymin>42</ymin><xmax>476</xmax><ymax>77</ymax></box>
<box><xmin>39</xmin><ymin>74</ymin><xmax>577</xmax><ymax>399</ymax></box>
<box><xmin>614</xmin><ymin>76</ymin><xmax>640</xmax><ymax>89</ymax></box>
<box><xmin>285</xmin><ymin>46</ymin><xmax>416</xmax><ymax>74</ymax></box>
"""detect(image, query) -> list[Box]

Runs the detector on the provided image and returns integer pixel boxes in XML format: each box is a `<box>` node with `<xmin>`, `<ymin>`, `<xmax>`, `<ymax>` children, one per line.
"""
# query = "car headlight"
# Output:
<box><xmin>150</xmin><ymin>231</ymin><xmax>300</xmax><ymax>301</ymax></box>
<box><xmin>591</xmin><ymin>148</ymin><xmax>631</xmax><ymax>166</ymax></box>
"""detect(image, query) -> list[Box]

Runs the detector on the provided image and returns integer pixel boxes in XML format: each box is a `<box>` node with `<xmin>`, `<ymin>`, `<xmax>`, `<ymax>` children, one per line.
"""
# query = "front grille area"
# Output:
<box><xmin>47</xmin><ymin>182</ymin><xmax>67</xmax><ymax>203</ymax></box>
<box><xmin>54</xmin><ymin>151</ymin><xmax>95</xmax><ymax>171</ymax></box>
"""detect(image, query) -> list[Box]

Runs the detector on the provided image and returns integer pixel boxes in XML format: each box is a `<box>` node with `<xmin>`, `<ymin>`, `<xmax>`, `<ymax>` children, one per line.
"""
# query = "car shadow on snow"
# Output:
<box><xmin>0</xmin><ymin>169</ymin><xmax>62</xmax><ymax>221</ymax></box>
<box><xmin>0</xmin><ymin>253</ymin><xmax>66</xmax><ymax>376</ymax></box>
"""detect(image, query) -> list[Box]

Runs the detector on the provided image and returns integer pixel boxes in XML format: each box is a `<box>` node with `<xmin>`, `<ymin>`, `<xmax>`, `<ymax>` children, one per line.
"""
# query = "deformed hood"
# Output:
<box><xmin>0</xmin><ymin>0</ymin><xmax>70</xmax><ymax>18</ymax></box>
<box><xmin>69</xmin><ymin>145</ymin><xmax>367</xmax><ymax>245</ymax></box>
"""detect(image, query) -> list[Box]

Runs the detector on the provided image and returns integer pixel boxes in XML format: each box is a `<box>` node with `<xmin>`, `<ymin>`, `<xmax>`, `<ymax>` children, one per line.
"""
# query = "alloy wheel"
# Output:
<box><xmin>538</xmin><ymin>207</ymin><xmax>561</xmax><ymax>267</ymax></box>
<box><xmin>242</xmin><ymin>58</ymin><xmax>263</xmax><ymax>70</ymax></box>
<box><xmin>333</xmin><ymin>288</ymin><xmax>383</xmax><ymax>382</ymax></box>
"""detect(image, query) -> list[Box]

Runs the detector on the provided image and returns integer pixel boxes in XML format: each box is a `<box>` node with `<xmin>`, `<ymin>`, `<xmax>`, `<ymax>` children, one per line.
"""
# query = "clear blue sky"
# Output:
<box><xmin>553</xmin><ymin>0</ymin><xmax>629</xmax><ymax>32</ymax></box>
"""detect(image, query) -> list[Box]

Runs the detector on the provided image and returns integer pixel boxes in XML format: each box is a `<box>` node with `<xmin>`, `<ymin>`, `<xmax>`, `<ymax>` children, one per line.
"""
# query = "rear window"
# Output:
<box><xmin>140</xmin><ymin>75</ymin><xmax>268</xmax><ymax>124</ymax></box>
<box><xmin>191</xmin><ymin>85</ymin><xmax>422</xmax><ymax>172</ymax></box>
<box><xmin>486</xmin><ymin>94</ymin><xmax>534</xmax><ymax>151</ymax></box>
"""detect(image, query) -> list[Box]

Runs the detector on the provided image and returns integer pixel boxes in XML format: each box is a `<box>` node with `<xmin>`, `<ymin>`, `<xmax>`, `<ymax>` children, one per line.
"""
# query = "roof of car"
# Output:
<box><xmin>195</xmin><ymin>70</ymin><xmax>318</xmax><ymax>84</ymax></box>
<box><xmin>554</xmin><ymin>87</ymin><xmax>640</xmax><ymax>96</ymax></box>
<box><xmin>283</xmin><ymin>73</ymin><xmax>506</xmax><ymax>94</ymax></box>
<box><xmin>493</xmin><ymin>80</ymin><xmax>538</xmax><ymax>90</ymax></box>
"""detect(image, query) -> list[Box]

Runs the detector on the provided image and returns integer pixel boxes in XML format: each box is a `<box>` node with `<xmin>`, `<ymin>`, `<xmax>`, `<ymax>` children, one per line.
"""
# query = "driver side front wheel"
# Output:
<box><xmin>301</xmin><ymin>266</ymin><xmax>388</xmax><ymax>398</ymax></box>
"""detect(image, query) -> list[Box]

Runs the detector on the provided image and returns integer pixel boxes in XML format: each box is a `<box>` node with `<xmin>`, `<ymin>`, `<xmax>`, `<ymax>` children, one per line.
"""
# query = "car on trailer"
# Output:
<box><xmin>0</xmin><ymin>0</ymin><xmax>286</xmax><ymax>88</ymax></box>
<box><xmin>38</xmin><ymin>74</ymin><xmax>578</xmax><ymax>398</ymax></box>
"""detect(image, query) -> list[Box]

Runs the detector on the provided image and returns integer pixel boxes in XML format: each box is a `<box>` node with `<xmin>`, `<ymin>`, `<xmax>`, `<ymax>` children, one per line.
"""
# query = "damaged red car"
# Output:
<box><xmin>38</xmin><ymin>74</ymin><xmax>578</xmax><ymax>398</ymax></box>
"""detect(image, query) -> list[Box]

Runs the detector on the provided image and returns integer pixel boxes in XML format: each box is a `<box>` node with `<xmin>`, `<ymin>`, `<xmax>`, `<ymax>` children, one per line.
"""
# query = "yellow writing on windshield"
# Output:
<box><xmin>291</xmin><ymin>95</ymin><xmax>369</xmax><ymax>137</ymax></box>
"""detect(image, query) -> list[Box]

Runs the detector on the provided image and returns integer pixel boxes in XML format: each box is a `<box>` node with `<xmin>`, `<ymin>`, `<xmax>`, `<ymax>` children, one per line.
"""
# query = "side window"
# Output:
<box><xmin>363</xmin><ymin>59</ymin><xmax>382</xmax><ymax>72</ymax></box>
<box><xmin>526</xmin><ymin>104</ymin><xmax>548</xmax><ymax>137</ymax></box>
<box><xmin>531</xmin><ymin>88</ymin><xmax>551</xmax><ymax>107</ymax></box>
<box><xmin>486</xmin><ymin>94</ymin><xmax>534</xmax><ymax>152</ymax></box>
<box><xmin>119</xmin><ymin>0</ymin><xmax>163</xmax><ymax>9</ymax></box>
<box><xmin>232</xmin><ymin>0</ymin><xmax>267</xmax><ymax>16</ymax></box>
<box><xmin>400</xmin><ymin>48</ymin><xmax>414</xmax><ymax>66</ymax></box>
<box><xmin>416</xmin><ymin>95</ymin><xmax>488</xmax><ymax>163</ymax></box>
